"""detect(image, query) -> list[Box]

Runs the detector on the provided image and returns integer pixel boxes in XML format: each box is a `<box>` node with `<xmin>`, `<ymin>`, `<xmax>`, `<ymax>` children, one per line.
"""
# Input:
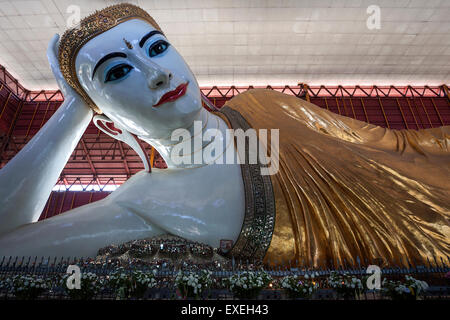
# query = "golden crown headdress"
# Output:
<box><xmin>58</xmin><ymin>3</ymin><xmax>163</xmax><ymax>113</ymax></box>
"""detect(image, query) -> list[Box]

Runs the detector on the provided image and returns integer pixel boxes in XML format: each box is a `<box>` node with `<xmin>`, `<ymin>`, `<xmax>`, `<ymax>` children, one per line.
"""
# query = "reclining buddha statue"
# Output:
<box><xmin>0</xmin><ymin>4</ymin><xmax>448</xmax><ymax>268</ymax></box>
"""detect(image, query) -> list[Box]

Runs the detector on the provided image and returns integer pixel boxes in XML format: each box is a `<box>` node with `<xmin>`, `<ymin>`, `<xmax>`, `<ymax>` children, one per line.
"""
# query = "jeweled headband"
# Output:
<box><xmin>58</xmin><ymin>3</ymin><xmax>163</xmax><ymax>113</ymax></box>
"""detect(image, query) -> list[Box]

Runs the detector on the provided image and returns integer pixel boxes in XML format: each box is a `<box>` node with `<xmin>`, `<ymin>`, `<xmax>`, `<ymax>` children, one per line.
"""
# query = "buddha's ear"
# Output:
<box><xmin>93</xmin><ymin>115</ymin><xmax>151</xmax><ymax>172</ymax></box>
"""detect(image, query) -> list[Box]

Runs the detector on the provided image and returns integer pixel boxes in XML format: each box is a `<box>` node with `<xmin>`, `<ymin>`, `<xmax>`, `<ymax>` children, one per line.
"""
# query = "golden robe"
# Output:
<box><xmin>222</xmin><ymin>89</ymin><xmax>450</xmax><ymax>268</ymax></box>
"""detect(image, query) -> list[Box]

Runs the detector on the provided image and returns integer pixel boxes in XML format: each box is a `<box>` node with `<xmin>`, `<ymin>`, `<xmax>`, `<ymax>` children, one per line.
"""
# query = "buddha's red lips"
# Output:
<box><xmin>153</xmin><ymin>83</ymin><xmax>188</xmax><ymax>107</ymax></box>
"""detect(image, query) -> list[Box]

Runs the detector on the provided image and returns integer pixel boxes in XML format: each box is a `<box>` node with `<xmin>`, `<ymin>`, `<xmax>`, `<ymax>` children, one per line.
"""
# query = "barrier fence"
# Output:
<box><xmin>0</xmin><ymin>255</ymin><xmax>449</xmax><ymax>300</ymax></box>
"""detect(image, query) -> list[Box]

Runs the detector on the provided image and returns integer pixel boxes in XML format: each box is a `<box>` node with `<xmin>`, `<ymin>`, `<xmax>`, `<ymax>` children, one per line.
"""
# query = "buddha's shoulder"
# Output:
<box><xmin>225</xmin><ymin>88</ymin><xmax>309</xmax><ymax>112</ymax></box>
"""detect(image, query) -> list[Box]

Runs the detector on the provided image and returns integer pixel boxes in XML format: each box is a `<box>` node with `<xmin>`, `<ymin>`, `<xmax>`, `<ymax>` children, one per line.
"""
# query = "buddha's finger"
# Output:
<box><xmin>47</xmin><ymin>34</ymin><xmax>62</xmax><ymax>78</ymax></box>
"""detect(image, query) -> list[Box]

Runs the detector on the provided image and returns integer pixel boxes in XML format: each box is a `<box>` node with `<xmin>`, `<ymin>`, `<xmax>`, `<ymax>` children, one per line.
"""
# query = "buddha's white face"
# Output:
<box><xmin>75</xmin><ymin>19</ymin><xmax>202</xmax><ymax>138</ymax></box>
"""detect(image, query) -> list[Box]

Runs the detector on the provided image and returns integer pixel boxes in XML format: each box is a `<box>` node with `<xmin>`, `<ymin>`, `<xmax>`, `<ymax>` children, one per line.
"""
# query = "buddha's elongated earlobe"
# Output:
<box><xmin>93</xmin><ymin>115</ymin><xmax>151</xmax><ymax>172</ymax></box>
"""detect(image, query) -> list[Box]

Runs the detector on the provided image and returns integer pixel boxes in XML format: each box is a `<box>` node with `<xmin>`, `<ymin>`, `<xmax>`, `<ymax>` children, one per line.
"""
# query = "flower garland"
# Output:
<box><xmin>224</xmin><ymin>271</ymin><xmax>272</xmax><ymax>299</ymax></box>
<box><xmin>4</xmin><ymin>275</ymin><xmax>49</xmax><ymax>300</ymax></box>
<box><xmin>279</xmin><ymin>273</ymin><xmax>319</xmax><ymax>299</ymax></box>
<box><xmin>175</xmin><ymin>270</ymin><xmax>213</xmax><ymax>299</ymax></box>
<box><xmin>327</xmin><ymin>271</ymin><xmax>363</xmax><ymax>299</ymax></box>
<box><xmin>108</xmin><ymin>267</ymin><xmax>157</xmax><ymax>299</ymax></box>
<box><xmin>382</xmin><ymin>275</ymin><xmax>428</xmax><ymax>300</ymax></box>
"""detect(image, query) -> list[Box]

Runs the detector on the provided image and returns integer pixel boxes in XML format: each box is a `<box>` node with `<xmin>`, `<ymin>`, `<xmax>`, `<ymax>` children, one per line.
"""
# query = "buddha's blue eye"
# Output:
<box><xmin>148</xmin><ymin>40</ymin><xmax>170</xmax><ymax>57</ymax></box>
<box><xmin>105</xmin><ymin>64</ymin><xmax>133</xmax><ymax>83</ymax></box>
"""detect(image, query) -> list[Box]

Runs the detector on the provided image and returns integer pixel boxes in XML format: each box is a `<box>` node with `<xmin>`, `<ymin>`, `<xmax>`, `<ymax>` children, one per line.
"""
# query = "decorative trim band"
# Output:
<box><xmin>218</xmin><ymin>106</ymin><xmax>276</xmax><ymax>261</ymax></box>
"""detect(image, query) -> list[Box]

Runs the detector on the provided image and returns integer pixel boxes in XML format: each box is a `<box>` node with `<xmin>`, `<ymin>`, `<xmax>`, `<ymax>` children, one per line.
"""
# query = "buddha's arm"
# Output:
<box><xmin>0</xmin><ymin>97</ymin><xmax>92</xmax><ymax>235</ymax></box>
<box><xmin>0</xmin><ymin>34</ymin><xmax>95</xmax><ymax>235</ymax></box>
<box><xmin>0</xmin><ymin>196</ymin><xmax>164</xmax><ymax>257</ymax></box>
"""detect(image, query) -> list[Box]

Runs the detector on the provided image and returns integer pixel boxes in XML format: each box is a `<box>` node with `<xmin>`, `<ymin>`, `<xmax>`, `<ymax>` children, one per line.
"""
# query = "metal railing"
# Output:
<box><xmin>0</xmin><ymin>255</ymin><xmax>449</xmax><ymax>300</ymax></box>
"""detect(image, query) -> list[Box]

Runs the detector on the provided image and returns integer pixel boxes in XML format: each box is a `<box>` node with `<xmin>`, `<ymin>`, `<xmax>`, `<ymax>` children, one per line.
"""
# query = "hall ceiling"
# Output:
<box><xmin>0</xmin><ymin>0</ymin><xmax>448</xmax><ymax>90</ymax></box>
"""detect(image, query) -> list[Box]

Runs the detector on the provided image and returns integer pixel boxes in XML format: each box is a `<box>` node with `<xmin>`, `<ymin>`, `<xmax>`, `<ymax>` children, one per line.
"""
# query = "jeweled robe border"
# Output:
<box><xmin>218</xmin><ymin>106</ymin><xmax>276</xmax><ymax>261</ymax></box>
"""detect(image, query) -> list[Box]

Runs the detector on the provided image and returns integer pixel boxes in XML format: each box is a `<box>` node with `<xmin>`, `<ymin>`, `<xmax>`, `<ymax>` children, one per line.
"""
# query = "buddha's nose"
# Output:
<box><xmin>147</xmin><ymin>68</ymin><xmax>172</xmax><ymax>89</ymax></box>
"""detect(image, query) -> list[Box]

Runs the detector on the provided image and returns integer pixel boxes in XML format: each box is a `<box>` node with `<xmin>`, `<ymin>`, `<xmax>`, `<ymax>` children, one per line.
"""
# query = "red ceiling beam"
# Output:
<box><xmin>80</xmin><ymin>138</ymin><xmax>100</xmax><ymax>187</ymax></box>
<box><xmin>117</xmin><ymin>141</ymin><xmax>131</xmax><ymax>177</ymax></box>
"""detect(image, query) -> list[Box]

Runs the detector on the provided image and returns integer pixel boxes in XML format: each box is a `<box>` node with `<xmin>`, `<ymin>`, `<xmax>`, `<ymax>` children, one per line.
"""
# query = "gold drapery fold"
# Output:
<box><xmin>224</xmin><ymin>89</ymin><xmax>450</xmax><ymax>268</ymax></box>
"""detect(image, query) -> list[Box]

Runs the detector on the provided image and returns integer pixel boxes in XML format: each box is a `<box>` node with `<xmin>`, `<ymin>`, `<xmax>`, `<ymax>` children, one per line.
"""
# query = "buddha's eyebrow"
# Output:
<box><xmin>139</xmin><ymin>30</ymin><xmax>163</xmax><ymax>48</ymax></box>
<box><xmin>92</xmin><ymin>52</ymin><xmax>127</xmax><ymax>80</ymax></box>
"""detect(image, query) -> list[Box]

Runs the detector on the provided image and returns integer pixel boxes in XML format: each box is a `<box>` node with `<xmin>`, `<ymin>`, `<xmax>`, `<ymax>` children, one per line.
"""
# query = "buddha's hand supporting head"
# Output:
<box><xmin>47</xmin><ymin>34</ymin><xmax>86</xmax><ymax>105</ymax></box>
<box><xmin>58</xmin><ymin>4</ymin><xmax>203</xmax><ymax>140</ymax></box>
